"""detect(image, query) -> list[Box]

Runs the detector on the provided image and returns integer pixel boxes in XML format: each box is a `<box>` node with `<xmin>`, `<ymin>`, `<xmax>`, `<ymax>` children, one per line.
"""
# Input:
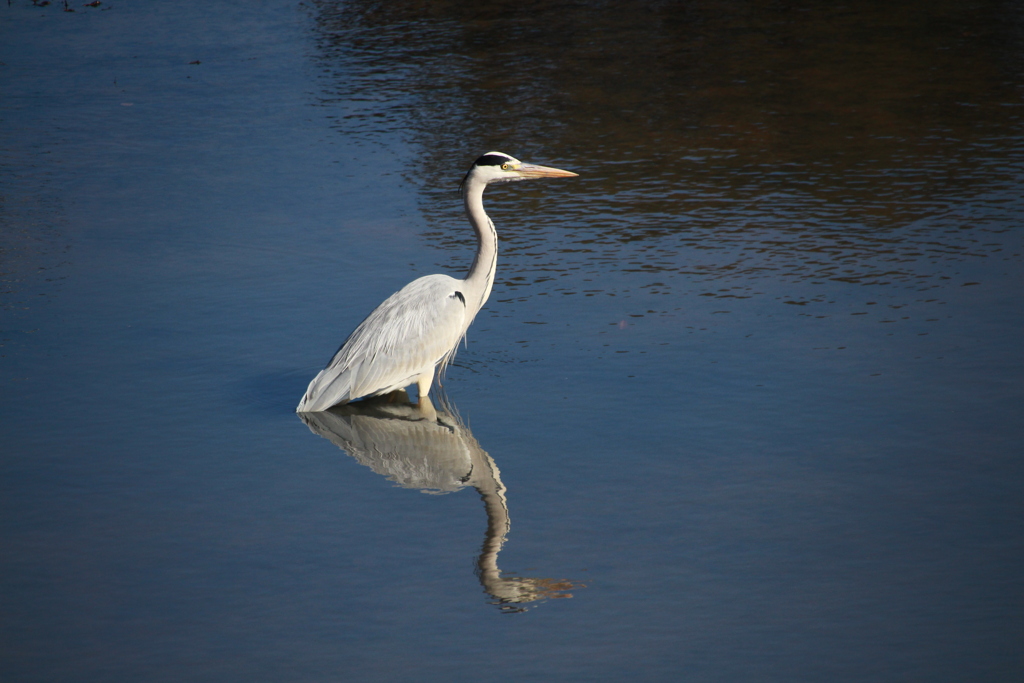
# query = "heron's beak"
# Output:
<box><xmin>516</xmin><ymin>163</ymin><xmax>579</xmax><ymax>180</ymax></box>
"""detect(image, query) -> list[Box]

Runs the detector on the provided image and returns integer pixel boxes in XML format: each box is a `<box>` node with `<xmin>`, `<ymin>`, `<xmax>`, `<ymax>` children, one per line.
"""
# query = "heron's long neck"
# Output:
<box><xmin>462</xmin><ymin>181</ymin><xmax>497</xmax><ymax>316</ymax></box>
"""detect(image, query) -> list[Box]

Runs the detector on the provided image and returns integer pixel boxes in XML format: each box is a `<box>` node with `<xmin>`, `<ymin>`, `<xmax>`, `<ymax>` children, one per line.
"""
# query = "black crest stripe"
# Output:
<box><xmin>474</xmin><ymin>153</ymin><xmax>513</xmax><ymax>167</ymax></box>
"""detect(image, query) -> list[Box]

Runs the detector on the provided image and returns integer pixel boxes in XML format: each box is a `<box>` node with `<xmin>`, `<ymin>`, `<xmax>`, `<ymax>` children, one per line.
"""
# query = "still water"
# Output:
<box><xmin>2</xmin><ymin>0</ymin><xmax>1023</xmax><ymax>680</ymax></box>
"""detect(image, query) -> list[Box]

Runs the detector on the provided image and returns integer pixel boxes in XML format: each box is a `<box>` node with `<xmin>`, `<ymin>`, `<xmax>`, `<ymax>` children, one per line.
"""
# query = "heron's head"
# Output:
<box><xmin>460</xmin><ymin>151</ymin><xmax>577</xmax><ymax>192</ymax></box>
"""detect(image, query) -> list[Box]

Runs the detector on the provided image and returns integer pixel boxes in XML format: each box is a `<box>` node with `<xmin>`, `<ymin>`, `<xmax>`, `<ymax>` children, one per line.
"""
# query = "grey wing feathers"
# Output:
<box><xmin>297</xmin><ymin>275</ymin><xmax>468</xmax><ymax>411</ymax></box>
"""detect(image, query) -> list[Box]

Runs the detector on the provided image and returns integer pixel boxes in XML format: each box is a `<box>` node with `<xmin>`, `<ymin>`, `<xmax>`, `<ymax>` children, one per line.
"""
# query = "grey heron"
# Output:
<box><xmin>297</xmin><ymin>152</ymin><xmax>578</xmax><ymax>412</ymax></box>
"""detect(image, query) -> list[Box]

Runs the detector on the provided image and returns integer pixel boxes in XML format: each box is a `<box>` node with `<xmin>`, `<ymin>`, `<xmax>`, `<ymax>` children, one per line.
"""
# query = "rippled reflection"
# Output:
<box><xmin>310</xmin><ymin>0</ymin><xmax>1024</xmax><ymax>320</ymax></box>
<box><xmin>300</xmin><ymin>394</ymin><xmax>582</xmax><ymax>612</ymax></box>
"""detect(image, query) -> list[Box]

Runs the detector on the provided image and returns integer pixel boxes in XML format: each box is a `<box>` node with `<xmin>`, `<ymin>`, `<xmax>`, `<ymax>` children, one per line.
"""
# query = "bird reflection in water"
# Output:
<box><xmin>299</xmin><ymin>393</ymin><xmax>583</xmax><ymax>612</ymax></box>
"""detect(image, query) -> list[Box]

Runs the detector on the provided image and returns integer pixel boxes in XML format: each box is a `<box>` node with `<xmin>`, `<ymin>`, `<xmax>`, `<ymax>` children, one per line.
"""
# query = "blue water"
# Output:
<box><xmin>2</xmin><ymin>1</ymin><xmax>1023</xmax><ymax>681</ymax></box>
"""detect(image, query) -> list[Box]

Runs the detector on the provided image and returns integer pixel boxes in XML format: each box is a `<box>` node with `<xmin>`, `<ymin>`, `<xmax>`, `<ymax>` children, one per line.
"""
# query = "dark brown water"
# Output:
<box><xmin>2</xmin><ymin>1</ymin><xmax>1023</xmax><ymax>681</ymax></box>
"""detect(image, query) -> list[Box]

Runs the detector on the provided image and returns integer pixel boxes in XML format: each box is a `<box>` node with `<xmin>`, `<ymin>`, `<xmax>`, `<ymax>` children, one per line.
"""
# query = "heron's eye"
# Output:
<box><xmin>501</xmin><ymin>163</ymin><xmax>509</xmax><ymax>170</ymax></box>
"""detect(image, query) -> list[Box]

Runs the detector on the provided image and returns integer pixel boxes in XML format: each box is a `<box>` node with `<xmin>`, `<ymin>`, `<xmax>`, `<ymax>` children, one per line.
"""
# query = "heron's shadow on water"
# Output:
<box><xmin>298</xmin><ymin>391</ymin><xmax>584</xmax><ymax>612</ymax></box>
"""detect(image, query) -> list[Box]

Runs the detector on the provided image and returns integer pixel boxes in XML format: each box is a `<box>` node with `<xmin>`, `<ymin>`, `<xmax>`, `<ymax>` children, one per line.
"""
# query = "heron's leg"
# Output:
<box><xmin>417</xmin><ymin>394</ymin><xmax>437</xmax><ymax>421</ymax></box>
<box><xmin>416</xmin><ymin>370</ymin><xmax>433</xmax><ymax>403</ymax></box>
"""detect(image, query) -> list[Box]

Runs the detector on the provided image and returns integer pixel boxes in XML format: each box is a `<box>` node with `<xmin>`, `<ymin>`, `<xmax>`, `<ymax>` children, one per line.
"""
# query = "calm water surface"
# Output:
<box><xmin>2</xmin><ymin>1</ymin><xmax>1023</xmax><ymax>681</ymax></box>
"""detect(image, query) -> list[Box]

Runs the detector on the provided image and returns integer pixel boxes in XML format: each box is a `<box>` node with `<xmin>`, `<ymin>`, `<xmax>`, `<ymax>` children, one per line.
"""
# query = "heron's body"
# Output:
<box><xmin>297</xmin><ymin>152</ymin><xmax>576</xmax><ymax>412</ymax></box>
